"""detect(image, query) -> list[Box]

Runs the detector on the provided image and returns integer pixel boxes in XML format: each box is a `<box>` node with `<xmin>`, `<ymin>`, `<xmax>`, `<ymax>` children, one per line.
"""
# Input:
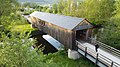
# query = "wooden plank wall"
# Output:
<box><xmin>45</xmin><ymin>22</ymin><xmax>73</xmax><ymax>49</ymax></box>
<box><xmin>32</xmin><ymin>17</ymin><xmax>74</xmax><ymax>49</ymax></box>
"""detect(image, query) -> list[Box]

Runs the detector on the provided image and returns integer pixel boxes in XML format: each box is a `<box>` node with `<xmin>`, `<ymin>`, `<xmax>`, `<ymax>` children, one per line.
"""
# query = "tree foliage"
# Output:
<box><xmin>98</xmin><ymin>0</ymin><xmax>120</xmax><ymax>50</ymax></box>
<box><xmin>0</xmin><ymin>32</ymin><xmax>44</xmax><ymax>67</ymax></box>
<box><xmin>22</xmin><ymin>2</ymin><xmax>38</xmax><ymax>9</ymax></box>
<box><xmin>112</xmin><ymin>0</ymin><xmax>120</xmax><ymax>25</ymax></box>
<box><xmin>98</xmin><ymin>22</ymin><xmax>120</xmax><ymax>50</ymax></box>
<box><xmin>0</xmin><ymin>31</ymin><xmax>96</xmax><ymax>67</ymax></box>
<box><xmin>79</xmin><ymin>0</ymin><xmax>114</xmax><ymax>24</ymax></box>
<box><xmin>56</xmin><ymin>0</ymin><xmax>115</xmax><ymax>24</ymax></box>
<box><xmin>0</xmin><ymin>0</ymin><xmax>20</xmax><ymax>32</ymax></box>
<box><xmin>52</xmin><ymin>4</ymin><xmax>58</xmax><ymax>14</ymax></box>
<box><xmin>0</xmin><ymin>0</ymin><xmax>18</xmax><ymax>17</ymax></box>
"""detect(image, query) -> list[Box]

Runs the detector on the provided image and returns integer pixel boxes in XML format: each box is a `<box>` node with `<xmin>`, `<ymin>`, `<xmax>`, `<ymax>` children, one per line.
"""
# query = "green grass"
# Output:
<box><xmin>44</xmin><ymin>50</ymin><xmax>97</xmax><ymax>67</ymax></box>
<box><xmin>9</xmin><ymin>24</ymin><xmax>35</xmax><ymax>33</ymax></box>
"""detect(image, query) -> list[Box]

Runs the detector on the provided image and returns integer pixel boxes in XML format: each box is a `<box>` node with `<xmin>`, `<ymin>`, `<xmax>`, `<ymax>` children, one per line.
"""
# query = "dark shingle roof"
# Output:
<box><xmin>30</xmin><ymin>11</ymin><xmax>85</xmax><ymax>30</ymax></box>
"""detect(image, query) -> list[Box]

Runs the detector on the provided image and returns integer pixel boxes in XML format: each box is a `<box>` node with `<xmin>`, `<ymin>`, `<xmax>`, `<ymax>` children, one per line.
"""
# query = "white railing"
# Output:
<box><xmin>88</xmin><ymin>37</ymin><xmax>120</xmax><ymax>58</ymax></box>
<box><xmin>76</xmin><ymin>40</ymin><xmax>120</xmax><ymax>67</ymax></box>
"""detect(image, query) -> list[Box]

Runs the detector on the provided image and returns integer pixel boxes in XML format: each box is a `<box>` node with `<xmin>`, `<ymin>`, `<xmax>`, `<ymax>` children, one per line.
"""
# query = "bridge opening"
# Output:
<box><xmin>76</xmin><ymin>29</ymin><xmax>87</xmax><ymax>41</ymax></box>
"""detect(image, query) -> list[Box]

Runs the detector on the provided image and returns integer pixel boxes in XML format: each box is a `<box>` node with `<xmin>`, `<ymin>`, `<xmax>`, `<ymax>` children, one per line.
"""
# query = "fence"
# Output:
<box><xmin>88</xmin><ymin>37</ymin><xmax>120</xmax><ymax>58</ymax></box>
<box><xmin>76</xmin><ymin>40</ymin><xmax>120</xmax><ymax>67</ymax></box>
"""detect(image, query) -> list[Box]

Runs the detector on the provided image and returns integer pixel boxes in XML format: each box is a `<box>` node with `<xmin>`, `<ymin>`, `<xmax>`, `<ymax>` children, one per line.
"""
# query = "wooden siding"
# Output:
<box><xmin>31</xmin><ymin>17</ymin><xmax>73</xmax><ymax>49</ymax></box>
<box><xmin>73</xmin><ymin>19</ymin><xmax>93</xmax><ymax>31</ymax></box>
<box><xmin>30</xmin><ymin>16</ymin><xmax>93</xmax><ymax>49</ymax></box>
<box><xmin>75</xmin><ymin>25</ymin><xmax>93</xmax><ymax>30</ymax></box>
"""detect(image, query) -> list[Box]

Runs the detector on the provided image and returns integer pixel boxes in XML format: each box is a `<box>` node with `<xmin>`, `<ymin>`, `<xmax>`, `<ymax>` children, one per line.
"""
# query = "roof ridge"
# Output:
<box><xmin>30</xmin><ymin>11</ymin><xmax>85</xmax><ymax>30</ymax></box>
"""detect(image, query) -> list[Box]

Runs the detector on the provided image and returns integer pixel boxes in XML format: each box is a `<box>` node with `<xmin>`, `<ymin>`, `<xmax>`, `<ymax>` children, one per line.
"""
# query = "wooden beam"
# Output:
<box><xmin>75</xmin><ymin>25</ymin><xmax>93</xmax><ymax>30</ymax></box>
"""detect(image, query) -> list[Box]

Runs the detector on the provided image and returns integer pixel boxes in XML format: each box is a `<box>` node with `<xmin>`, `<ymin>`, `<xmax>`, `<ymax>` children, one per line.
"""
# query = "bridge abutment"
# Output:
<box><xmin>68</xmin><ymin>49</ymin><xmax>81</xmax><ymax>60</ymax></box>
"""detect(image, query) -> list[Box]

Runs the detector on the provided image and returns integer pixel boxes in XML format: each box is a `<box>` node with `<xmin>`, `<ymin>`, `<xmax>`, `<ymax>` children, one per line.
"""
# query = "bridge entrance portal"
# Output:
<box><xmin>76</xmin><ymin>29</ymin><xmax>91</xmax><ymax>41</ymax></box>
<box><xmin>76</xmin><ymin>29</ymin><xmax>87</xmax><ymax>41</ymax></box>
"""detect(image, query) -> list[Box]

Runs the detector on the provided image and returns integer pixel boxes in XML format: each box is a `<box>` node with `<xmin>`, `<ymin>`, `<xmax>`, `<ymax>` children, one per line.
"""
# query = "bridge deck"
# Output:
<box><xmin>76</xmin><ymin>40</ymin><xmax>120</xmax><ymax>67</ymax></box>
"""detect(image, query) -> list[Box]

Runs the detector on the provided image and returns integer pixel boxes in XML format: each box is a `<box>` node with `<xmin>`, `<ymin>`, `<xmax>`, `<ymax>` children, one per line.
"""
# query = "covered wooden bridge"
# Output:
<box><xmin>29</xmin><ymin>11</ymin><xmax>93</xmax><ymax>49</ymax></box>
<box><xmin>26</xmin><ymin>11</ymin><xmax>120</xmax><ymax>67</ymax></box>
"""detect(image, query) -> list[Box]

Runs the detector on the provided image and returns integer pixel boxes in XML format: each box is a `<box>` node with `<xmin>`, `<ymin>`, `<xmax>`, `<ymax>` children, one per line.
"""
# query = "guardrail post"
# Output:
<box><xmin>111</xmin><ymin>61</ymin><xmax>113</xmax><ymax>67</ymax></box>
<box><xmin>88</xmin><ymin>37</ymin><xmax>91</xmax><ymax>43</ymax></box>
<box><xmin>85</xmin><ymin>47</ymin><xmax>87</xmax><ymax>57</ymax></box>
<box><xmin>76</xmin><ymin>41</ymin><xmax>77</xmax><ymax>45</ymax></box>
<box><xmin>110</xmin><ymin>47</ymin><xmax>112</xmax><ymax>53</ymax></box>
<box><xmin>95</xmin><ymin>53</ymin><xmax>99</xmax><ymax>65</ymax></box>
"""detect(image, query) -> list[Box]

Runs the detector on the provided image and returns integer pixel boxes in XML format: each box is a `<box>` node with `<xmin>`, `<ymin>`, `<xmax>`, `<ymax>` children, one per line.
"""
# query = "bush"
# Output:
<box><xmin>9</xmin><ymin>24</ymin><xmax>35</xmax><ymax>33</ymax></box>
<box><xmin>0</xmin><ymin>32</ymin><xmax>48</xmax><ymax>67</ymax></box>
<box><xmin>0</xmin><ymin>32</ymin><xmax>96</xmax><ymax>67</ymax></box>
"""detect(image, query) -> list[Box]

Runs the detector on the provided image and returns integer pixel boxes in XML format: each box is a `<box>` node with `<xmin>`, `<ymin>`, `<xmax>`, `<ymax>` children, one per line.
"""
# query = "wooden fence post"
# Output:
<box><xmin>95</xmin><ymin>53</ymin><xmax>99</xmax><ymax>65</ymax></box>
<box><xmin>85</xmin><ymin>47</ymin><xmax>87</xmax><ymax>57</ymax></box>
<box><xmin>111</xmin><ymin>61</ymin><xmax>113</xmax><ymax>67</ymax></box>
<box><xmin>76</xmin><ymin>41</ymin><xmax>77</xmax><ymax>45</ymax></box>
<box><xmin>110</xmin><ymin>47</ymin><xmax>113</xmax><ymax>53</ymax></box>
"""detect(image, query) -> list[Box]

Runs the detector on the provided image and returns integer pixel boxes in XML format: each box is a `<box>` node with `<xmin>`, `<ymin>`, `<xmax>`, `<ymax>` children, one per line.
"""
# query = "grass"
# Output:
<box><xmin>9</xmin><ymin>24</ymin><xmax>35</xmax><ymax>33</ymax></box>
<box><xmin>44</xmin><ymin>50</ymin><xmax>97</xmax><ymax>67</ymax></box>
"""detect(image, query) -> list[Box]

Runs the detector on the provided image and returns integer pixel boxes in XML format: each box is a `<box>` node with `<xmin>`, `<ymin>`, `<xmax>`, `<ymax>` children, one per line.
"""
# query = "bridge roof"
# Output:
<box><xmin>30</xmin><ymin>11</ymin><xmax>85</xmax><ymax>30</ymax></box>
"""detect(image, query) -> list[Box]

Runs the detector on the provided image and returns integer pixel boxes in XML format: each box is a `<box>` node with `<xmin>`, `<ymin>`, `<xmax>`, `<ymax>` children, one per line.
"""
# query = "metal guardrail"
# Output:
<box><xmin>88</xmin><ymin>37</ymin><xmax>120</xmax><ymax>58</ymax></box>
<box><xmin>76</xmin><ymin>40</ymin><xmax>120</xmax><ymax>67</ymax></box>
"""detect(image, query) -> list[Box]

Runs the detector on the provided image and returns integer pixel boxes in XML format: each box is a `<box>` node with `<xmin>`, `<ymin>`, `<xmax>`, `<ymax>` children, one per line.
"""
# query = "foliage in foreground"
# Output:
<box><xmin>0</xmin><ymin>32</ymin><xmax>96</xmax><ymax>67</ymax></box>
<box><xmin>0</xmin><ymin>0</ymin><xmax>18</xmax><ymax>17</ymax></box>
<box><xmin>0</xmin><ymin>32</ymin><xmax>37</xmax><ymax>67</ymax></box>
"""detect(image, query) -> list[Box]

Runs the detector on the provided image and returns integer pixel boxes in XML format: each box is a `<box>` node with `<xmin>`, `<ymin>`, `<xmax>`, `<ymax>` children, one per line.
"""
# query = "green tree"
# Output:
<box><xmin>0</xmin><ymin>32</ymin><xmax>44</xmax><ymax>67</ymax></box>
<box><xmin>52</xmin><ymin>4</ymin><xmax>58</xmax><ymax>14</ymax></box>
<box><xmin>0</xmin><ymin>0</ymin><xmax>19</xmax><ymax>32</ymax></box>
<box><xmin>57</xmin><ymin>0</ymin><xmax>115</xmax><ymax>24</ymax></box>
<box><xmin>98</xmin><ymin>0</ymin><xmax>120</xmax><ymax>50</ymax></box>
<box><xmin>46</xmin><ymin>8</ymin><xmax>53</xmax><ymax>13</ymax></box>
<box><xmin>60</xmin><ymin>0</ymin><xmax>73</xmax><ymax>15</ymax></box>
<box><xmin>36</xmin><ymin>6</ymin><xmax>44</xmax><ymax>12</ymax></box>
<box><xmin>112</xmin><ymin>0</ymin><xmax>120</xmax><ymax>24</ymax></box>
<box><xmin>0</xmin><ymin>0</ymin><xmax>18</xmax><ymax>17</ymax></box>
<box><xmin>42</xmin><ymin>6</ymin><xmax>49</xmax><ymax>12</ymax></box>
<box><xmin>78</xmin><ymin>0</ymin><xmax>115</xmax><ymax>24</ymax></box>
<box><xmin>22</xmin><ymin>2</ymin><xmax>38</xmax><ymax>9</ymax></box>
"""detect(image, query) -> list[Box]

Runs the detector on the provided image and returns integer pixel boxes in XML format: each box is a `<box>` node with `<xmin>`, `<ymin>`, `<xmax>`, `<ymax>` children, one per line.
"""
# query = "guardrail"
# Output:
<box><xmin>88</xmin><ymin>37</ymin><xmax>120</xmax><ymax>58</ymax></box>
<box><xmin>76</xmin><ymin>40</ymin><xmax>120</xmax><ymax>67</ymax></box>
